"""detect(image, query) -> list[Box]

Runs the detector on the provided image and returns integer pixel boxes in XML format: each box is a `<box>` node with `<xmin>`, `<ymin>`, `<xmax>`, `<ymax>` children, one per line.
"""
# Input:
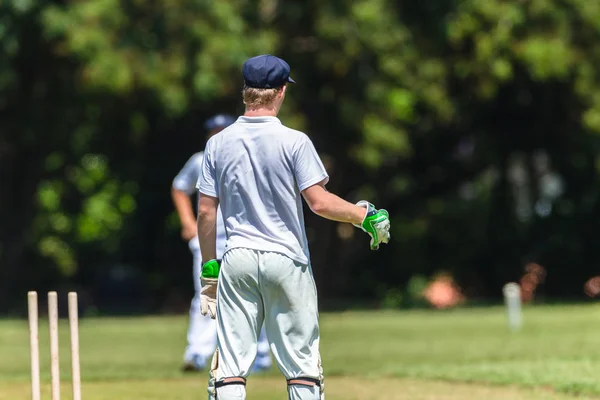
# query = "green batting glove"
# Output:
<box><xmin>353</xmin><ymin>200</ymin><xmax>391</xmax><ymax>250</ymax></box>
<box><xmin>200</xmin><ymin>259</ymin><xmax>221</xmax><ymax>319</ymax></box>
<box><xmin>201</xmin><ymin>259</ymin><xmax>221</xmax><ymax>279</ymax></box>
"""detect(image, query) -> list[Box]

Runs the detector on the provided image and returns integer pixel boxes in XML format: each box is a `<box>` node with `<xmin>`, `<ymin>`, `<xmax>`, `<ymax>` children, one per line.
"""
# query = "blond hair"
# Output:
<box><xmin>242</xmin><ymin>85</ymin><xmax>282</xmax><ymax>108</ymax></box>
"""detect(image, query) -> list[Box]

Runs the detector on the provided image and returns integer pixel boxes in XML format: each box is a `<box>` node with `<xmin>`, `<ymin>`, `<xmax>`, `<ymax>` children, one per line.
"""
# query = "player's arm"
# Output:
<box><xmin>302</xmin><ymin>182</ymin><xmax>365</xmax><ymax>225</ymax></box>
<box><xmin>294</xmin><ymin>135</ymin><xmax>391</xmax><ymax>250</ymax></box>
<box><xmin>196</xmin><ymin>192</ymin><xmax>219</xmax><ymax>319</ymax></box>
<box><xmin>197</xmin><ymin>193</ymin><xmax>218</xmax><ymax>263</ymax></box>
<box><xmin>171</xmin><ymin>187</ymin><xmax>197</xmax><ymax>241</ymax></box>
<box><xmin>172</xmin><ymin>153</ymin><xmax>202</xmax><ymax>241</ymax></box>
<box><xmin>302</xmin><ymin>183</ymin><xmax>391</xmax><ymax>250</ymax></box>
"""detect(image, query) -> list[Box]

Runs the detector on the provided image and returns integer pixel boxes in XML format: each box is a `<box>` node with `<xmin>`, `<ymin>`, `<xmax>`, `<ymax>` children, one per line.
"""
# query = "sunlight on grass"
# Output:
<box><xmin>1</xmin><ymin>304</ymin><xmax>599</xmax><ymax>399</ymax></box>
<box><xmin>0</xmin><ymin>377</ymin><xmax>595</xmax><ymax>400</ymax></box>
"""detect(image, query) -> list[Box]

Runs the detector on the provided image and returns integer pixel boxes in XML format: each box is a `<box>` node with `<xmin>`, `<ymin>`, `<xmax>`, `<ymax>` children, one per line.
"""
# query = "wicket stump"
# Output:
<box><xmin>28</xmin><ymin>291</ymin><xmax>82</xmax><ymax>400</ymax></box>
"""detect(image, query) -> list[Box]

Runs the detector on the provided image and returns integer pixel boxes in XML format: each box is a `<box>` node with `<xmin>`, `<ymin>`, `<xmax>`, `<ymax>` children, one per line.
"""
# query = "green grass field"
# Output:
<box><xmin>1</xmin><ymin>304</ymin><xmax>600</xmax><ymax>399</ymax></box>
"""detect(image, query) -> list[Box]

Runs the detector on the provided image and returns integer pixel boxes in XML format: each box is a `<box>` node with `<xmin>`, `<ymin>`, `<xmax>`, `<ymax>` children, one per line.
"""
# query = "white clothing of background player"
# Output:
<box><xmin>196</xmin><ymin>55</ymin><xmax>391</xmax><ymax>400</ymax></box>
<box><xmin>171</xmin><ymin>114</ymin><xmax>271</xmax><ymax>372</ymax></box>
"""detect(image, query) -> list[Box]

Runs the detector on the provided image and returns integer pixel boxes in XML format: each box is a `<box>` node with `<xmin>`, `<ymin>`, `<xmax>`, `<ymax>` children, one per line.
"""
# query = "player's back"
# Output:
<box><xmin>201</xmin><ymin>116</ymin><xmax>328</xmax><ymax>265</ymax></box>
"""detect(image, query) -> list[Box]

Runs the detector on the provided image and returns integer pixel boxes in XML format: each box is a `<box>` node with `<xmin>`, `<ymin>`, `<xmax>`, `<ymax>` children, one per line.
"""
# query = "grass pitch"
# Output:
<box><xmin>1</xmin><ymin>303</ymin><xmax>599</xmax><ymax>399</ymax></box>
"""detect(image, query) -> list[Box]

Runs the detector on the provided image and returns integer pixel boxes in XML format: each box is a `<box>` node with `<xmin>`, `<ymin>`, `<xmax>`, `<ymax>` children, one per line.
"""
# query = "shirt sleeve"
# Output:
<box><xmin>196</xmin><ymin>140</ymin><xmax>219</xmax><ymax>198</ymax></box>
<box><xmin>172</xmin><ymin>152</ymin><xmax>203</xmax><ymax>195</ymax></box>
<box><xmin>293</xmin><ymin>134</ymin><xmax>330</xmax><ymax>191</ymax></box>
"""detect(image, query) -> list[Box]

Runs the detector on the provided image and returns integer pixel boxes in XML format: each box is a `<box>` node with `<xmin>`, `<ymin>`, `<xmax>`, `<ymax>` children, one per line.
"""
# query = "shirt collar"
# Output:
<box><xmin>237</xmin><ymin>116</ymin><xmax>282</xmax><ymax>124</ymax></box>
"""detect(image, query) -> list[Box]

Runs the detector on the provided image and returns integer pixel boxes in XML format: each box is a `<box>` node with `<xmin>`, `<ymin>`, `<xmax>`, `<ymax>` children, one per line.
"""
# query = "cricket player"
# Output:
<box><xmin>171</xmin><ymin>114</ymin><xmax>272</xmax><ymax>372</ymax></box>
<box><xmin>196</xmin><ymin>54</ymin><xmax>391</xmax><ymax>400</ymax></box>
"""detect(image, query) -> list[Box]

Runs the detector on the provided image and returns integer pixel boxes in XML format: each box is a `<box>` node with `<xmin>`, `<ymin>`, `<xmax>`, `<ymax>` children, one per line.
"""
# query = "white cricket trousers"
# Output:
<box><xmin>186</xmin><ymin>239</ymin><xmax>270</xmax><ymax>366</ymax></box>
<box><xmin>208</xmin><ymin>248</ymin><xmax>324</xmax><ymax>400</ymax></box>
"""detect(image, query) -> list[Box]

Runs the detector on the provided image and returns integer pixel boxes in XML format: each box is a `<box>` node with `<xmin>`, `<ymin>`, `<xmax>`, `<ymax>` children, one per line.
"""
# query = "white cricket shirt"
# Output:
<box><xmin>173</xmin><ymin>151</ymin><xmax>227</xmax><ymax>258</ymax></box>
<box><xmin>196</xmin><ymin>116</ymin><xmax>329</xmax><ymax>265</ymax></box>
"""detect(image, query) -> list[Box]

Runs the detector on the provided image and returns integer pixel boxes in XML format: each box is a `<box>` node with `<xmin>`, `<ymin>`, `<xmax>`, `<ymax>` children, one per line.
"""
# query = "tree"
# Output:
<box><xmin>3</xmin><ymin>0</ymin><xmax>600</xmax><ymax>313</ymax></box>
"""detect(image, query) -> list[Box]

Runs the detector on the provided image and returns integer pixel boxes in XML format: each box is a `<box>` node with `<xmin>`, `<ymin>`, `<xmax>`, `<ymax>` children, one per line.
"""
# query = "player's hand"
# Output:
<box><xmin>200</xmin><ymin>259</ymin><xmax>220</xmax><ymax>319</ymax></box>
<box><xmin>353</xmin><ymin>200</ymin><xmax>391</xmax><ymax>250</ymax></box>
<box><xmin>200</xmin><ymin>278</ymin><xmax>218</xmax><ymax>318</ymax></box>
<box><xmin>181</xmin><ymin>222</ymin><xmax>197</xmax><ymax>241</ymax></box>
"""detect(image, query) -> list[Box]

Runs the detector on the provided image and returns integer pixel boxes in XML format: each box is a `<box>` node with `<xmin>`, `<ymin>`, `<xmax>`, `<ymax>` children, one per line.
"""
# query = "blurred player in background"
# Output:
<box><xmin>171</xmin><ymin>114</ymin><xmax>272</xmax><ymax>372</ymax></box>
<box><xmin>196</xmin><ymin>55</ymin><xmax>391</xmax><ymax>400</ymax></box>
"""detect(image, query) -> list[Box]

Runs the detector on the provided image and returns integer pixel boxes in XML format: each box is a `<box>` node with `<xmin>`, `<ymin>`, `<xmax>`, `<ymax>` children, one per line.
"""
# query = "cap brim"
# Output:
<box><xmin>288</xmin><ymin>76</ymin><xmax>296</xmax><ymax>84</ymax></box>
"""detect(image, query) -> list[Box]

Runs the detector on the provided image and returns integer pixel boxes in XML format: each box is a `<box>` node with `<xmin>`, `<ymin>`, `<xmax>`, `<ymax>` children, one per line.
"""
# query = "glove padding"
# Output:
<box><xmin>353</xmin><ymin>200</ymin><xmax>391</xmax><ymax>250</ymax></box>
<box><xmin>200</xmin><ymin>277</ymin><xmax>218</xmax><ymax>319</ymax></box>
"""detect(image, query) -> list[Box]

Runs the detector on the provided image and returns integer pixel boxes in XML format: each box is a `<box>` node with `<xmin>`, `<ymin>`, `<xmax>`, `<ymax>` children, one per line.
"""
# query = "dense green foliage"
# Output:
<box><xmin>2</xmin><ymin>0</ymin><xmax>600</xmax><ymax>311</ymax></box>
<box><xmin>1</xmin><ymin>305</ymin><xmax>600</xmax><ymax>398</ymax></box>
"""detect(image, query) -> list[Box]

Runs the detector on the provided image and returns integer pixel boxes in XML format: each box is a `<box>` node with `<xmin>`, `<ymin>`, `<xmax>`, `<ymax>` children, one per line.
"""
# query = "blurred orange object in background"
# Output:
<box><xmin>423</xmin><ymin>273</ymin><xmax>465</xmax><ymax>309</ymax></box>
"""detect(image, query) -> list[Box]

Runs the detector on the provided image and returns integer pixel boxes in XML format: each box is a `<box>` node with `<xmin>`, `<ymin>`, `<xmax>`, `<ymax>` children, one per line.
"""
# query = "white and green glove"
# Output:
<box><xmin>200</xmin><ymin>259</ymin><xmax>220</xmax><ymax>319</ymax></box>
<box><xmin>353</xmin><ymin>200</ymin><xmax>391</xmax><ymax>250</ymax></box>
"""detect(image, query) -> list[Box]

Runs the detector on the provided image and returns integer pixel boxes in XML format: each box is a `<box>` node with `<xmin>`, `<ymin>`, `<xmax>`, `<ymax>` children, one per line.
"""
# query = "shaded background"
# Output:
<box><xmin>2</xmin><ymin>0</ymin><xmax>599</xmax><ymax>314</ymax></box>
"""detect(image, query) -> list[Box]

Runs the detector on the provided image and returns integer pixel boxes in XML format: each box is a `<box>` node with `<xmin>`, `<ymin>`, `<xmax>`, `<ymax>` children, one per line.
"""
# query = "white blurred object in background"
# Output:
<box><xmin>503</xmin><ymin>282</ymin><xmax>523</xmax><ymax>332</ymax></box>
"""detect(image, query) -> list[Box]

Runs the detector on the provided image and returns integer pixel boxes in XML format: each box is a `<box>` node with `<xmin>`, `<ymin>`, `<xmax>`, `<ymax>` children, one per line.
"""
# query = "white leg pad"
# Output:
<box><xmin>207</xmin><ymin>350</ymin><xmax>218</xmax><ymax>400</ymax></box>
<box><xmin>208</xmin><ymin>349</ymin><xmax>247</xmax><ymax>400</ymax></box>
<box><xmin>287</xmin><ymin>385</ymin><xmax>320</xmax><ymax>400</ymax></box>
<box><xmin>216</xmin><ymin>385</ymin><xmax>246</xmax><ymax>400</ymax></box>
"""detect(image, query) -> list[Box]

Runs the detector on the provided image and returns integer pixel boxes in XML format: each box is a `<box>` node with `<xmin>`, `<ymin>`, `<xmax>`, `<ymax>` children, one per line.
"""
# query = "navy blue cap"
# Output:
<box><xmin>243</xmin><ymin>54</ymin><xmax>296</xmax><ymax>89</ymax></box>
<box><xmin>204</xmin><ymin>114</ymin><xmax>236</xmax><ymax>131</ymax></box>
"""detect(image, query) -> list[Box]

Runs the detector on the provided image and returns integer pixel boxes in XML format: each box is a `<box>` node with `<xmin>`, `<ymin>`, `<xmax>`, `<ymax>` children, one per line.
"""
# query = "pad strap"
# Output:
<box><xmin>287</xmin><ymin>377</ymin><xmax>321</xmax><ymax>387</ymax></box>
<box><xmin>215</xmin><ymin>376</ymin><xmax>247</xmax><ymax>388</ymax></box>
